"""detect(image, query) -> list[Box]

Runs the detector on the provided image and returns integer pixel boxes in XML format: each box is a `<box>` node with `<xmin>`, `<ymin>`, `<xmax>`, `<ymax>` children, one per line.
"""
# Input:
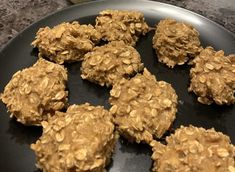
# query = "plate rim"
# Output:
<box><xmin>0</xmin><ymin>0</ymin><xmax>235</xmax><ymax>171</ymax></box>
<box><xmin>1</xmin><ymin>0</ymin><xmax>234</xmax><ymax>53</ymax></box>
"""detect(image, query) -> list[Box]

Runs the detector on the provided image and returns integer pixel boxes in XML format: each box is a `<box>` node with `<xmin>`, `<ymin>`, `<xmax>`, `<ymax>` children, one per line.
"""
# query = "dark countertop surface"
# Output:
<box><xmin>0</xmin><ymin>0</ymin><xmax>234</xmax><ymax>49</ymax></box>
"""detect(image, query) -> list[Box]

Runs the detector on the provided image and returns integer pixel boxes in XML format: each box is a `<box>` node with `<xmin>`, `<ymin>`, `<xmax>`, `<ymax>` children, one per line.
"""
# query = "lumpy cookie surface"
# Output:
<box><xmin>31</xmin><ymin>103</ymin><xmax>117</xmax><ymax>172</ymax></box>
<box><xmin>32</xmin><ymin>21</ymin><xmax>101</xmax><ymax>64</ymax></box>
<box><xmin>81</xmin><ymin>41</ymin><xmax>144</xmax><ymax>87</ymax></box>
<box><xmin>95</xmin><ymin>9</ymin><xmax>149</xmax><ymax>46</ymax></box>
<box><xmin>189</xmin><ymin>46</ymin><xmax>235</xmax><ymax>105</ymax></box>
<box><xmin>151</xmin><ymin>125</ymin><xmax>235</xmax><ymax>172</ymax></box>
<box><xmin>109</xmin><ymin>68</ymin><xmax>178</xmax><ymax>143</ymax></box>
<box><xmin>0</xmin><ymin>58</ymin><xmax>68</xmax><ymax>126</ymax></box>
<box><xmin>153</xmin><ymin>19</ymin><xmax>202</xmax><ymax>68</ymax></box>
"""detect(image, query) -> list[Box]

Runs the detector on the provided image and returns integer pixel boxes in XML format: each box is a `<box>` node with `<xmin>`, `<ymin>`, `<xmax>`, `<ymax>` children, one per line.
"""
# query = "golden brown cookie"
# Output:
<box><xmin>0</xmin><ymin>58</ymin><xmax>68</xmax><ymax>126</ymax></box>
<box><xmin>81</xmin><ymin>41</ymin><xmax>144</xmax><ymax>87</ymax></box>
<box><xmin>109</xmin><ymin>68</ymin><xmax>178</xmax><ymax>143</ymax></box>
<box><xmin>150</xmin><ymin>125</ymin><xmax>235</xmax><ymax>172</ymax></box>
<box><xmin>95</xmin><ymin>9</ymin><xmax>149</xmax><ymax>46</ymax></box>
<box><xmin>153</xmin><ymin>19</ymin><xmax>202</xmax><ymax>68</ymax></box>
<box><xmin>189</xmin><ymin>46</ymin><xmax>235</xmax><ymax>105</ymax></box>
<box><xmin>32</xmin><ymin>21</ymin><xmax>101</xmax><ymax>64</ymax></box>
<box><xmin>31</xmin><ymin>103</ymin><xmax>118</xmax><ymax>172</ymax></box>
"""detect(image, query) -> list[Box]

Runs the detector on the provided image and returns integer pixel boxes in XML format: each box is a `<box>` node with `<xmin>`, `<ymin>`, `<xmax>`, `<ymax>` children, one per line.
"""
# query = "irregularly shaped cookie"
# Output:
<box><xmin>109</xmin><ymin>68</ymin><xmax>178</xmax><ymax>143</ymax></box>
<box><xmin>31</xmin><ymin>103</ymin><xmax>117</xmax><ymax>172</ymax></box>
<box><xmin>153</xmin><ymin>19</ymin><xmax>202</xmax><ymax>68</ymax></box>
<box><xmin>32</xmin><ymin>21</ymin><xmax>101</xmax><ymax>64</ymax></box>
<box><xmin>189</xmin><ymin>46</ymin><xmax>235</xmax><ymax>105</ymax></box>
<box><xmin>150</xmin><ymin>125</ymin><xmax>235</xmax><ymax>172</ymax></box>
<box><xmin>95</xmin><ymin>9</ymin><xmax>149</xmax><ymax>46</ymax></box>
<box><xmin>81</xmin><ymin>41</ymin><xmax>144</xmax><ymax>87</ymax></box>
<box><xmin>0</xmin><ymin>58</ymin><xmax>68</xmax><ymax>126</ymax></box>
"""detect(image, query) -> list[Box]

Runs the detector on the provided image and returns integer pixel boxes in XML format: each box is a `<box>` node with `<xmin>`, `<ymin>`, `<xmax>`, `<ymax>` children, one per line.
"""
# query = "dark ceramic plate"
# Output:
<box><xmin>0</xmin><ymin>0</ymin><xmax>234</xmax><ymax>171</ymax></box>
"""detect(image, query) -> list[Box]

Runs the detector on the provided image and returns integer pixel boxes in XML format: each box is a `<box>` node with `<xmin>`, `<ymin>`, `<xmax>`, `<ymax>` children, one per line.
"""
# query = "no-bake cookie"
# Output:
<box><xmin>151</xmin><ymin>125</ymin><xmax>235</xmax><ymax>172</ymax></box>
<box><xmin>0</xmin><ymin>58</ymin><xmax>68</xmax><ymax>125</ymax></box>
<box><xmin>95</xmin><ymin>9</ymin><xmax>149</xmax><ymax>46</ymax></box>
<box><xmin>153</xmin><ymin>19</ymin><xmax>202</xmax><ymax>68</ymax></box>
<box><xmin>109</xmin><ymin>68</ymin><xmax>178</xmax><ymax>143</ymax></box>
<box><xmin>31</xmin><ymin>103</ymin><xmax>117</xmax><ymax>172</ymax></box>
<box><xmin>32</xmin><ymin>21</ymin><xmax>101</xmax><ymax>64</ymax></box>
<box><xmin>81</xmin><ymin>41</ymin><xmax>144</xmax><ymax>87</ymax></box>
<box><xmin>189</xmin><ymin>46</ymin><xmax>235</xmax><ymax>105</ymax></box>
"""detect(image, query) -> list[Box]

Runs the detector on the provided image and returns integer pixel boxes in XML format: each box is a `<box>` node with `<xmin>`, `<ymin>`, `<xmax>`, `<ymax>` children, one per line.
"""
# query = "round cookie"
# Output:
<box><xmin>109</xmin><ymin>68</ymin><xmax>178</xmax><ymax>143</ymax></box>
<box><xmin>150</xmin><ymin>125</ymin><xmax>235</xmax><ymax>172</ymax></box>
<box><xmin>189</xmin><ymin>46</ymin><xmax>235</xmax><ymax>105</ymax></box>
<box><xmin>32</xmin><ymin>21</ymin><xmax>101</xmax><ymax>64</ymax></box>
<box><xmin>81</xmin><ymin>41</ymin><xmax>144</xmax><ymax>87</ymax></box>
<box><xmin>153</xmin><ymin>19</ymin><xmax>202</xmax><ymax>68</ymax></box>
<box><xmin>95</xmin><ymin>9</ymin><xmax>149</xmax><ymax>46</ymax></box>
<box><xmin>31</xmin><ymin>103</ymin><xmax>117</xmax><ymax>172</ymax></box>
<box><xmin>0</xmin><ymin>58</ymin><xmax>68</xmax><ymax>126</ymax></box>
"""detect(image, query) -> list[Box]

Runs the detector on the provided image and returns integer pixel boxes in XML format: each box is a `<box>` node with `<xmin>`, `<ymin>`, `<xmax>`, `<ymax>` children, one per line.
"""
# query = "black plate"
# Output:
<box><xmin>0</xmin><ymin>0</ymin><xmax>234</xmax><ymax>171</ymax></box>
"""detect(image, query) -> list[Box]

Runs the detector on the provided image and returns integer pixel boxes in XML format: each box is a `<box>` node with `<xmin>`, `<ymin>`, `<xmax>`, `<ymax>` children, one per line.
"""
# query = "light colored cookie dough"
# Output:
<box><xmin>109</xmin><ymin>68</ymin><xmax>178</xmax><ymax>144</ymax></box>
<box><xmin>0</xmin><ymin>58</ymin><xmax>68</xmax><ymax>126</ymax></box>
<box><xmin>81</xmin><ymin>41</ymin><xmax>144</xmax><ymax>87</ymax></box>
<box><xmin>189</xmin><ymin>46</ymin><xmax>235</xmax><ymax>105</ymax></box>
<box><xmin>150</xmin><ymin>125</ymin><xmax>235</xmax><ymax>172</ymax></box>
<box><xmin>95</xmin><ymin>9</ymin><xmax>149</xmax><ymax>46</ymax></box>
<box><xmin>153</xmin><ymin>19</ymin><xmax>202</xmax><ymax>68</ymax></box>
<box><xmin>32</xmin><ymin>21</ymin><xmax>101</xmax><ymax>64</ymax></box>
<box><xmin>31</xmin><ymin>103</ymin><xmax>118</xmax><ymax>172</ymax></box>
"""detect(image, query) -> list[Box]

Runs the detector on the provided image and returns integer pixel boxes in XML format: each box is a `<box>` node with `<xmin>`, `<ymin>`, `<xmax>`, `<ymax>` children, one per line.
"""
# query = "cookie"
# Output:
<box><xmin>151</xmin><ymin>125</ymin><xmax>235</xmax><ymax>172</ymax></box>
<box><xmin>109</xmin><ymin>68</ymin><xmax>178</xmax><ymax>143</ymax></box>
<box><xmin>153</xmin><ymin>19</ymin><xmax>202</xmax><ymax>68</ymax></box>
<box><xmin>0</xmin><ymin>58</ymin><xmax>68</xmax><ymax>125</ymax></box>
<box><xmin>95</xmin><ymin>9</ymin><xmax>149</xmax><ymax>46</ymax></box>
<box><xmin>32</xmin><ymin>21</ymin><xmax>101</xmax><ymax>64</ymax></box>
<box><xmin>189</xmin><ymin>46</ymin><xmax>235</xmax><ymax>105</ymax></box>
<box><xmin>31</xmin><ymin>103</ymin><xmax>118</xmax><ymax>172</ymax></box>
<box><xmin>81</xmin><ymin>41</ymin><xmax>144</xmax><ymax>87</ymax></box>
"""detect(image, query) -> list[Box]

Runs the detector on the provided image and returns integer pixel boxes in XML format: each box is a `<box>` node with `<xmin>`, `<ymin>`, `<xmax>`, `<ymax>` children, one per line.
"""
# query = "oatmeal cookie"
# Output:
<box><xmin>95</xmin><ymin>9</ymin><xmax>149</xmax><ymax>46</ymax></box>
<box><xmin>153</xmin><ymin>19</ymin><xmax>202</xmax><ymax>68</ymax></box>
<box><xmin>31</xmin><ymin>103</ymin><xmax>117</xmax><ymax>172</ymax></box>
<box><xmin>189</xmin><ymin>46</ymin><xmax>235</xmax><ymax>105</ymax></box>
<box><xmin>150</xmin><ymin>125</ymin><xmax>235</xmax><ymax>172</ymax></box>
<box><xmin>81</xmin><ymin>41</ymin><xmax>144</xmax><ymax>87</ymax></box>
<box><xmin>0</xmin><ymin>58</ymin><xmax>68</xmax><ymax>126</ymax></box>
<box><xmin>109</xmin><ymin>68</ymin><xmax>178</xmax><ymax>143</ymax></box>
<box><xmin>32</xmin><ymin>21</ymin><xmax>101</xmax><ymax>64</ymax></box>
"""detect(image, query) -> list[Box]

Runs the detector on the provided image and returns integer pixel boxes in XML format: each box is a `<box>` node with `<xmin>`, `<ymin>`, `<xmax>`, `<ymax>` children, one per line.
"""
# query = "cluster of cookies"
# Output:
<box><xmin>152</xmin><ymin>19</ymin><xmax>235</xmax><ymax>105</ymax></box>
<box><xmin>1</xmin><ymin>9</ymin><xmax>235</xmax><ymax>172</ymax></box>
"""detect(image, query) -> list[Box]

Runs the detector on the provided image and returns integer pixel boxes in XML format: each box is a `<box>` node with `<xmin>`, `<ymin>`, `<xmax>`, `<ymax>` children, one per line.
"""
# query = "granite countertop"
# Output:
<box><xmin>0</xmin><ymin>0</ymin><xmax>234</xmax><ymax>49</ymax></box>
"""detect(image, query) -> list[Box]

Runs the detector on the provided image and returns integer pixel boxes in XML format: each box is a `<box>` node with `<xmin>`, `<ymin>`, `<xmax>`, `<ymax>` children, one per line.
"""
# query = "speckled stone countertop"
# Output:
<box><xmin>0</xmin><ymin>0</ymin><xmax>234</xmax><ymax>49</ymax></box>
